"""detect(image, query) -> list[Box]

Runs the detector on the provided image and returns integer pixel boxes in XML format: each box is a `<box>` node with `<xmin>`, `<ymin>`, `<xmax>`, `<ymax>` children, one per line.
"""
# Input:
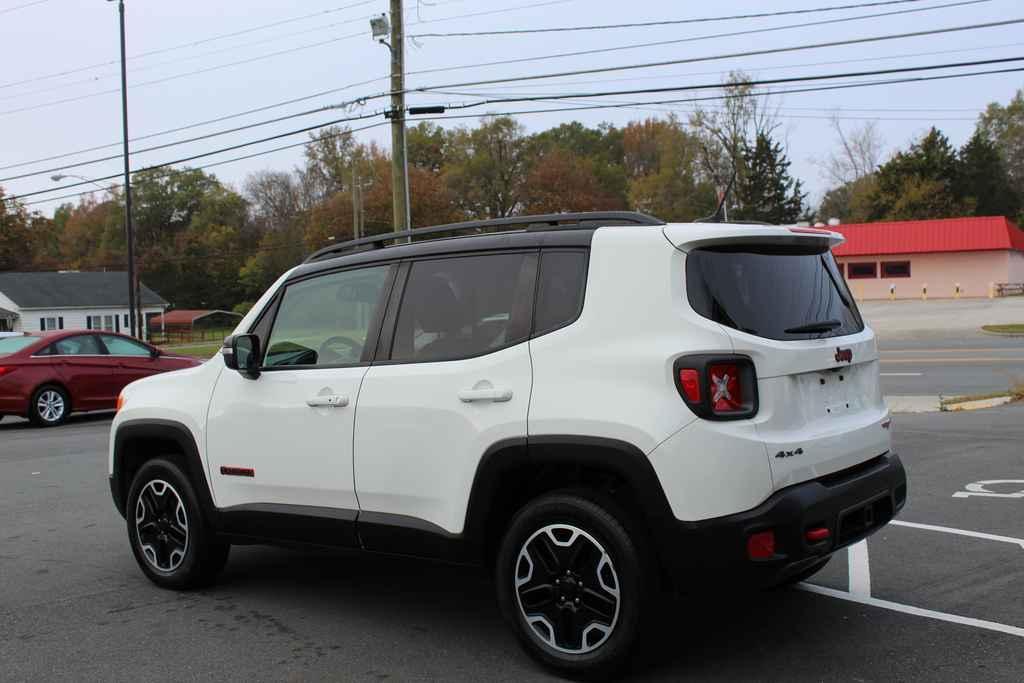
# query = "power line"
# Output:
<box><xmin>409</xmin><ymin>0</ymin><xmax>929</xmax><ymax>37</ymax></box>
<box><xmin>0</xmin><ymin>0</ymin><xmax>49</xmax><ymax>15</ymax></box>
<box><xmin>432</xmin><ymin>55</ymin><xmax>1024</xmax><ymax>112</ymax></box>
<box><xmin>0</xmin><ymin>0</ymin><xmax>572</xmax><ymax>107</ymax></box>
<box><xmin>403</xmin><ymin>0</ymin><xmax>994</xmax><ymax>81</ymax></box>
<box><xmin>403</xmin><ymin>16</ymin><xmax>1024</xmax><ymax>92</ymax></box>
<box><xmin>7</xmin><ymin>35</ymin><xmax>1015</xmax><ymax>176</ymax></box>
<box><xmin>7</xmin><ymin>58</ymin><xmax>1020</xmax><ymax>205</ymax></box>
<box><xmin>0</xmin><ymin>1</ymin><xmax>380</xmax><ymax>91</ymax></box>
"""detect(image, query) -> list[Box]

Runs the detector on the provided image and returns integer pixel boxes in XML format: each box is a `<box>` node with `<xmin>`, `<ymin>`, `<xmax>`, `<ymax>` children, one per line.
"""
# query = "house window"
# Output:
<box><xmin>87</xmin><ymin>315</ymin><xmax>103</xmax><ymax>330</ymax></box>
<box><xmin>40</xmin><ymin>317</ymin><xmax>59</xmax><ymax>331</ymax></box>
<box><xmin>847</xmin><ymin>262</ymin><xmax>878</xmax><ymax>279</ymax></box>
<box><xmin>103</xmin><ymin>315</ymin><xmax>114</xmax><ymax>331</ymax></box>
<box><xmin>123</xmin><ymin>314</ymin><xmax>129</xmax><ymax>328</ymax></box>
<box><xmin>881</xmin><ymin>261</ymin><xmax>911</xmax><ymax>278</ymax></box>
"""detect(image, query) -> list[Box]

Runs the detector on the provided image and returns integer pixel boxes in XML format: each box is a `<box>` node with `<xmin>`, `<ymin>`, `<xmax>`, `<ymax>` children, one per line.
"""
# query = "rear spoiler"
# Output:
<box><xmin>663</xmin><ymin>223</ymin><xmax>844</xmax><ymax>252</ymax></box>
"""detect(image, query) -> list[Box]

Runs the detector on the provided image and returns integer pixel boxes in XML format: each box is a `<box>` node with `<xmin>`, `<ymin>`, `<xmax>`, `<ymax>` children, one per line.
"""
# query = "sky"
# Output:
<box><xmin>1</xmin><ymin>0</ymin><xmax>1021</xmax><ymax>216</ymax></box>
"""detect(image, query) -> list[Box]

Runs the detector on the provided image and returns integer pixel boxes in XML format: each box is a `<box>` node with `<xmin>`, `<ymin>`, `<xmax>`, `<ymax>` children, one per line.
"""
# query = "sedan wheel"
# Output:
<box><xmin>30</xmin><ymin>385</ymin><xmax>69</xmax><ymax>426</ymax></box>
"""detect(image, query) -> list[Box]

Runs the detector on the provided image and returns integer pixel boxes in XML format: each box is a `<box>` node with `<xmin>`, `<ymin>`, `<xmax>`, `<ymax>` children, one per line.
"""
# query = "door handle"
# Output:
<box><xmin>306</xmin><ymin>395</ymin><xmax>349</xmax><ymax>408</ymax></box>
<box><xmin>458</xmin><ymin>387</ymin><xmax>513</xmax><ymax>403</ymax></box>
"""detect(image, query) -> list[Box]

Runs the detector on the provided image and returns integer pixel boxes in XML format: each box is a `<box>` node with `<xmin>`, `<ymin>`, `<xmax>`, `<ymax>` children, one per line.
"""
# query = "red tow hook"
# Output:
<box><xmin>805</xmin><ymin>527</ymin><xmax>831</xmax><ymax>543</ymax></box>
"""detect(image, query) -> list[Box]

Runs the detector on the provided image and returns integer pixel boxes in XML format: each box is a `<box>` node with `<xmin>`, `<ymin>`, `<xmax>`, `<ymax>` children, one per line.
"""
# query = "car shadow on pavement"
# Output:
<box><xmin>0</xmin><ymin>411</ymin><xmax>113</xmax><ymax>430</ymax></box>
<box><xmin>205</xmin><ymin>545</ymin><xmax>888</xmax><ymax>681</ymax></box>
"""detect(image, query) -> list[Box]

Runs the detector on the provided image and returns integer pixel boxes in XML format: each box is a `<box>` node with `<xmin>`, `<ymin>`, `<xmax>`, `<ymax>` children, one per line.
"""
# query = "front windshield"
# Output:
<box><xmin>0</xmin><ymin>336</ymin><xmax>36</xmax><ymax>355</ymax></box>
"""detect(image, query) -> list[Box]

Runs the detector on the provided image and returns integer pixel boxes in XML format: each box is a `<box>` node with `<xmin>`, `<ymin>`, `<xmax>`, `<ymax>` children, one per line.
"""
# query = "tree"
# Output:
<box><xmin>444</xmin><ymin>116</ymin><xmax>528</xmax><ymax>218</ymax></box>
<box><xmin>521</xmin><ymin>148</ymin><xmax>623</xmax><ymax>214</ymax></box>
<box><xmin>867</xmin><ymin>127</ymin><xmax>972</xmax><ymax>220</ymax></box>
<box><xmin>622</xmin><ymin>117</ymin><xmax>716</xmax><ymax>221</ymax></box>
<box><xmin>957</xmin><ymin>130</ymin><xmax>1020</xmax><ymax>218</ymax></box>
<box><xmin>977</xmin><ymin>89</ymin><xmax>1024</xmax><ymax>201</ymax></box>
<box><xmin>0</xmin><ymin>188</ymin><xmax>34</xmax><ymax>270</ymax></box>
<box><xmin>817</xmin><ymin>175</ymin><xmax>876</xmax><ymax>223</ymax></box>
<box><xmin>528</xmin><ymin>122</ymin><xmax>628</xmax><ymax>207</ymax></box>
<box><xmin>733</xmin><ymin>132</ymin><xmax>806</xmax><ymax>224</ymax></box>
<box><xmin>820</xmin><ymin>117</ymin><xmax>884</xmax><ymax>188</ymax></box>
<box><xmin>244</xmin><ymin>170</ymin><xmax>304</xmax><ymax>233</ymax></box>
<box><xmin>407</xmin><ymin>122</ymin><xmax>451</xmax><ymax>172</ymax></box>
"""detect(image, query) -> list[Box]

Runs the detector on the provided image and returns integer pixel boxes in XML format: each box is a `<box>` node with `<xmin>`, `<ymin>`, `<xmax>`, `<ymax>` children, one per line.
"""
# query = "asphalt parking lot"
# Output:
<box><xmin>1</xmin><ymin>406</ymin><xmax>1023</xmax><ymax>682</ymax></box>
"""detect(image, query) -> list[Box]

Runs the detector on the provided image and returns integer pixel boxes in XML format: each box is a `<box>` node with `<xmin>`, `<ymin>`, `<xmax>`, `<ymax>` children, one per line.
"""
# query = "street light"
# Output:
<box><xmin>50</xmin><ymin>174</ymin><xmax>110</xmax><ymax>191</ymax></box>
<box><xmin>107</xmin><ymin>0</ymin><xmax>139</xmax><ymax>338</ymax></box>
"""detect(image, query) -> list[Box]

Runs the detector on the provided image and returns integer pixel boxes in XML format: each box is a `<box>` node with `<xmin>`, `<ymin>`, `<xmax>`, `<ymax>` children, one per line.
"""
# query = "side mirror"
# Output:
<box><xmin>223</xmin><ymin>334</ymin><xmax>261</xmax><ymax>379</ymax></box>
<box><xmin>149</xmin><ymin>347</ymin><xmax>161</xmax><ymax>359</ymax></box>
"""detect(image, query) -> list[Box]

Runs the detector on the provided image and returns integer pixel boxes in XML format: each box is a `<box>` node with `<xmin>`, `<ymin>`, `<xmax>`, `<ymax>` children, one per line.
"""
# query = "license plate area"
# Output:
<box><xmin>837</xmin><ymin>492</ymin><xmax>893</xmax><ymax>545</ymax></box>
<box><xmin>813</xmin><ymin>370</ymin><xmax>862</xmax><ymax>417</ymax></box>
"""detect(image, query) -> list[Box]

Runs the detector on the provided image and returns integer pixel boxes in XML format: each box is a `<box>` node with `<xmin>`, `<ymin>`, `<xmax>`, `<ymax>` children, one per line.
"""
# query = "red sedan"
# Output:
<box><xmin>0</xmin><ymin>331</ymin><xmax>202</xmax><ymax>427</ymax></box>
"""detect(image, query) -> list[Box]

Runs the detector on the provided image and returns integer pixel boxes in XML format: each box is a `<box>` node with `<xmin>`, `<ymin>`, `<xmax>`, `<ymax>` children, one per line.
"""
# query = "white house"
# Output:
<box><xmin>0</xmin><ymin>271</ymin><xmax>168</xmax><ymax>340</ymax></box>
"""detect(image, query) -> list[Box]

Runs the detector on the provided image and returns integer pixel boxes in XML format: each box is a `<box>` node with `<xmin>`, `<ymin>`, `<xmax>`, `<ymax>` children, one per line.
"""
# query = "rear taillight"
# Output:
<box><xmin>673</xmin><ymin>355</ymin><xmax>758</xmax><ymax>420</ymax></box>
<box><xmin>0</xmin><ymin>366</ymin><xmax>16</xmax><ymax>379</ymax></box>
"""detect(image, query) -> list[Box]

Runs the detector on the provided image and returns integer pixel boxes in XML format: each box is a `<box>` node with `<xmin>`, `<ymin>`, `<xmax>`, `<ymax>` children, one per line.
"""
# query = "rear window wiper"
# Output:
<box><xmin>784</xmin><ymin>319</ymin><xmax>842</xmax><ymax>334</ymax></box>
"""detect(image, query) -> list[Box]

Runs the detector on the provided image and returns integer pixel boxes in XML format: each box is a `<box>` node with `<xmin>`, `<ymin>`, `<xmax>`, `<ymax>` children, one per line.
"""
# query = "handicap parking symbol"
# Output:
<box><xmin>953</xmin><ymin>480</ymin><xmax>1024</xmax><ymax>499</ymax></box>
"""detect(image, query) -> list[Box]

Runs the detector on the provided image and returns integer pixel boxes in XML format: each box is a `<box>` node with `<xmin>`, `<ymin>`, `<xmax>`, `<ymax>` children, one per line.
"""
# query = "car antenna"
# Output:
<box><xmin>696</xmin><ymin>169</ymin><xmax>736</xmax><ymax>223</ymax></box>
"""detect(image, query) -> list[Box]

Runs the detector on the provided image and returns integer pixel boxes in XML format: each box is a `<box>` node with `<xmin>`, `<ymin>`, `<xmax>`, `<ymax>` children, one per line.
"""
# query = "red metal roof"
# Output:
<box><xmin>151</xmin><ymin>309</ymin><xmax>217</xmax><ymax>326</ymax></box>
<box><xmin>831</xmin><ymin>216</ymin><xmax>1024</xmax><ymax>257</ymax></box>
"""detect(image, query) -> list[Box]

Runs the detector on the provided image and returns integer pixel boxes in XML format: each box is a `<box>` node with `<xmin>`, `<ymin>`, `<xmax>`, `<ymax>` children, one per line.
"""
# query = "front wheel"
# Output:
<box><xmin>126</xmin><ymin>458</ymin><xmax>229</xmax><ymax>589</ymax></box>
<box><xmin>495</xmin><ymin>492</ymin><xmax>651</xmax><ymax>679</ymax></box>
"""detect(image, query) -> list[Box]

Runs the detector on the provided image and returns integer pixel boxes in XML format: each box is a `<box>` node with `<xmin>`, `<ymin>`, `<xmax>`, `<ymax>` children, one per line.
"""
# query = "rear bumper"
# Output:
<box><xmin>664</xmin><ymin>452</ymin><xmax>906</xmax><ymax>588</ymax></box>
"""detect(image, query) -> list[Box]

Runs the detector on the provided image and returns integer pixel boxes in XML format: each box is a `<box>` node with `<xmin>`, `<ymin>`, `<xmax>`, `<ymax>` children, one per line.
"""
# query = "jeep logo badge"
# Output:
<box><xmin>835</xmin><ymin>347</ymin><xmax>853</xmax><ymax>364</ymax></box>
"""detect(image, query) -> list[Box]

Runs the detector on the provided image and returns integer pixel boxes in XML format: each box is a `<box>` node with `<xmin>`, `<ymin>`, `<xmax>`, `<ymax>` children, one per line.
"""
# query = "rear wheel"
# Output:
<box><xmin>29</xmin><ymin>385</ymin><xmax>69</xmax><ymax>427</ymax></box>
<box><xmin>496</xmin><ymin>492</ymin><xmax>650</xmax><ymax>679</ymax></box>
<box><xmin>126</xmin><ymin>458</ymin><xmax>229</xmax><ymax>589</ymax></box>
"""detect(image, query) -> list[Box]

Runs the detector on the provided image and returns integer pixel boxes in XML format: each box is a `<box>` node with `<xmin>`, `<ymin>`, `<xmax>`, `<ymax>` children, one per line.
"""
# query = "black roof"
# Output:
<box><xmin>0</xmin><ymin>271</ymin><xmax>167</xmax><ymax>309</ymax></box>
<box><xmin>294</xmin><ymin>211</ymin><xmax>664</xmax><ymax>280</ymax></box>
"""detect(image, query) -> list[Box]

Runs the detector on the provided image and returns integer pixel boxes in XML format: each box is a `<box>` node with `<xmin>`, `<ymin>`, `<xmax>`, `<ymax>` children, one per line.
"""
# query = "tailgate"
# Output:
<box><xmin>673</xmin><ymin>227</ymin><xmax>892</xmax><ymax>491</ymax></box>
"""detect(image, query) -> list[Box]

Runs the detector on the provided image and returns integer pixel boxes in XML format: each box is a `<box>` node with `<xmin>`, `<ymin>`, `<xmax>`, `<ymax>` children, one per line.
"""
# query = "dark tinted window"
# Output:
<box><xmin>50</xmin><ymin>334</ymin><xmax>105</xmax><ymax>355</ymax></box>
<box><xmin>264</xmin><ymin>265</ymin><xmax>391</xmax><ymax>367</ymax></box>
<box><xmin>391</xmin><ymin>252</ymin><xmax>535</xmax><ymax>362</ymax></box>
<box><xmin>686</xmin><ymin>246</ymin><xmax>864</xmax><ymax>341</ymax></box>
<box><xmin>847</xmin><ymin>262</ymin><xmax>877</xmax><ymax>279</ymax></box>
<box><xmin>534</xmin><ymin>250</ymin><xmax>587</xmax><ymax>336</ymax></box>
<box><xmin>881</xmin><ymin>261</ymin><xmax>911</xmax><ymax>278</ymax></box>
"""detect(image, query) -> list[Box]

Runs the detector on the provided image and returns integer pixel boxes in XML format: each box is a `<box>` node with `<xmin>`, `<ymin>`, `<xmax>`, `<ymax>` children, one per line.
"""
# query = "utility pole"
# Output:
<box><xmin>388</xmin><ymin>0</ymin><xmax>411</xmax><ymax>238</ymax></box>
<box><xmin>351</xmin><ymin>165</ymin><xmax>362</xmax><ymax>239</ymax></box>
<box><xmin>111</xmin><ymin>0</ymin><xmax>138</xmax><ymax>338</ymax></box>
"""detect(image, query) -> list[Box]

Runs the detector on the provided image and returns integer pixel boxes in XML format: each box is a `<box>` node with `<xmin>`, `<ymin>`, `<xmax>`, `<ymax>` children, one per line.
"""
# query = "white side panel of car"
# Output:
<box><xmin>527</xmin><ymin>227</ymin><xmax>732</xmax><ymax>453</ymax></box>
<box><xmin>353</xmin><ymin>343</ymin><xmax>532</xmax><ymax>534</ymax></box>
<box><xmin>205</xmin><ymin>366</ymin><xmax>367</xmax><ymax>510</ymax></box>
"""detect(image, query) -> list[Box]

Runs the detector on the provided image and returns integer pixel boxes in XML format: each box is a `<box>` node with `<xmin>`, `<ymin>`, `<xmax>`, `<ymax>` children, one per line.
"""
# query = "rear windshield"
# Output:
<box><xmin>0</xmin><ymin>336</ymin><xmax>36</xmax><ymax>355</ymax></box>
<box><xmin>686</xmin><ymin>245</ymin><xmax>864</xmax><ymax>341</ymax></box>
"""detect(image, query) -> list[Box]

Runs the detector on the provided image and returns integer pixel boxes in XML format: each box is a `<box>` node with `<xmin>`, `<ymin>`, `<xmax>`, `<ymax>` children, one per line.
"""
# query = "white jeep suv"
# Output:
<box><xmin>109</xmin><ymin>212</ymin><xmax>906</xmax><ymax>677</ymax></box>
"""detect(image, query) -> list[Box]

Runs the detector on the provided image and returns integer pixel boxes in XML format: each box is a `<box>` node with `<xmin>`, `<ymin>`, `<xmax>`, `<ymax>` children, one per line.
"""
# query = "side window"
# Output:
<box><xmin>264</xmin><ymin>265</ymin><xmax>391</xmax><ymax>368</ymax></box>
<box><xmin>101</xmin><ymin>335</ymin><xmax>151</xmax><ymax>356</ymax></box>
<box><xmin>50</xmin><ymin>334</ymin><xmax>106</xmax><ymax>355</ymax></box>
<box><xmin>533</xmin><ymin>250</ymin><xmax>587</xmax><ymax>337</ymax></box>
<box><xmin>391</xmin><ymin>252</ymin><xmax>535</xmax><ymax>362</ymax></box>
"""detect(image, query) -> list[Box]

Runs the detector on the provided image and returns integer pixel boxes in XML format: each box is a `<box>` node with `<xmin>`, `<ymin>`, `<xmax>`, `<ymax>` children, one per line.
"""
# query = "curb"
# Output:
<box><xmin>980</xmin><ymin>329</ymin><xmax>1024</xmax><ymax>337</ymax></box>
<box><xmin>942</xmin><ymin>396</ymin><xmax>1015</xmax><ymax>412</ymax></box>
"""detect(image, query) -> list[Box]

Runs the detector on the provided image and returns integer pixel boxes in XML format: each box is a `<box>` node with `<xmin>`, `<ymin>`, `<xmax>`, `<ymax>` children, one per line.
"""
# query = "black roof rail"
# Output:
<box><xmin>303</xmin><ymin>211</ymin><xmax>664</xmax><ymax>263</ymax></box>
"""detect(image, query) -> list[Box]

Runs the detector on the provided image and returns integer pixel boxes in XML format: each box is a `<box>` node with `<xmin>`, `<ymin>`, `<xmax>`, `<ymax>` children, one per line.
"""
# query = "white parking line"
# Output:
<box><xmin>797</xmin><ymin>583</ymin><xmax>1024</xmax><ymax>639</ymax></box>
<box><xmin>890</xmin><ymin>520</ymin><xmax>1024</xmax><ymax>549</ymax></box>
<box><xmin>847</xmin><ymin>540</ymin><xmax>871</xmax><ymax>596</ymax></box>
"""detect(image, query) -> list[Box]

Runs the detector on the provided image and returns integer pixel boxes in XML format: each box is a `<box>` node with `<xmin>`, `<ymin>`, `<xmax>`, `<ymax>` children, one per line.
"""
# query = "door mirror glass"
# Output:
<box><xmin>230</xmin><ymin>334</ymin><xmax>261</xmax><ymax>379</ymax></box>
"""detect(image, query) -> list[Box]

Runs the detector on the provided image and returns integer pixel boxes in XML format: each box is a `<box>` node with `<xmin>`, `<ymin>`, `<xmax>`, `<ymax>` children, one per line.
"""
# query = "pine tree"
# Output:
<box><xmin>957</xmin><ymin>130</ymin><xmax>1020</xmax><ymax>218</ymax></box>
<box><xmin>734</xmin><ymin>133</ymin><xmax>806</xmax><ymax>224</ymax></box>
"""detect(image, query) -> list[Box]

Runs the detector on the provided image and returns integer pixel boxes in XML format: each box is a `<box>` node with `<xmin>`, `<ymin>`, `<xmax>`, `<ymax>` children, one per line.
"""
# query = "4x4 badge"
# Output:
<box><xmin>775</xmin><ymin>448</ymin><xmax>804</xmax><ymax>459</ymax></box>
<box><xmin>835</xmin><ymin>347</ymin><xmax>853</xmax><ymax>363</ymax></box>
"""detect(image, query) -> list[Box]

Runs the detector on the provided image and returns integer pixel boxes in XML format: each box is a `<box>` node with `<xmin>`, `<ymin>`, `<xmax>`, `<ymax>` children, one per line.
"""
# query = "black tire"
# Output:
<box><xmin>495</xmin><ymin>491</ymin><xmax>651</xmax><ymax>680</ymax></box>
<box><xmin>774</xmin><ymin>556</ymin><xmax>831</xmax><ymax>589</ymax></box>
<box><xmin>29</xmin><ymin>384</ymin><xmax>70</xmax><ymax>427</ymax></box>
<box><xmin>126</xmin><ymin>458</ymin><xmax>230</xmax><ymax>589</ymax></box>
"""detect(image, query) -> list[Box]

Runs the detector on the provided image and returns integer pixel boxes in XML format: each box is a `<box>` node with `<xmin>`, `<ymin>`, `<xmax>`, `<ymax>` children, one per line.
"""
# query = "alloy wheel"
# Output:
<box><xmin>135</xmin><ymin>479</ymin><xmax>189</xmax><ymax>572</ymax></box>
<box><xmin>36</xmin><ymin>390</ymin><xmax>65</xmax><ymax>423</ymax></box>
<box><xmin>514</xmin><ymin>524</ymin><xmax>621</xmax><ymax>655</ymax></box>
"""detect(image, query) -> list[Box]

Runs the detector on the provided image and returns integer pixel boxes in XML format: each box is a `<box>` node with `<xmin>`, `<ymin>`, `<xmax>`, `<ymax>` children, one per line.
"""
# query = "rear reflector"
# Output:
<box><xmin>805</xmin><ymin>527</ymin><xmax>831</xmax><ymax>543</ymax></box>
<box><xmin>708</xmin><ymin>363</ymin><xmax>743</xmax><ymax>414</ymax></box>
<box><xmin>678</xmin><ymin>368</ymin><xmax>701</xmax><ymax>403</ymax></box>
<box><xmin>747</xmin><ymin>530</ymin><xmax>775</xmax><ymax>560</ymax></box>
